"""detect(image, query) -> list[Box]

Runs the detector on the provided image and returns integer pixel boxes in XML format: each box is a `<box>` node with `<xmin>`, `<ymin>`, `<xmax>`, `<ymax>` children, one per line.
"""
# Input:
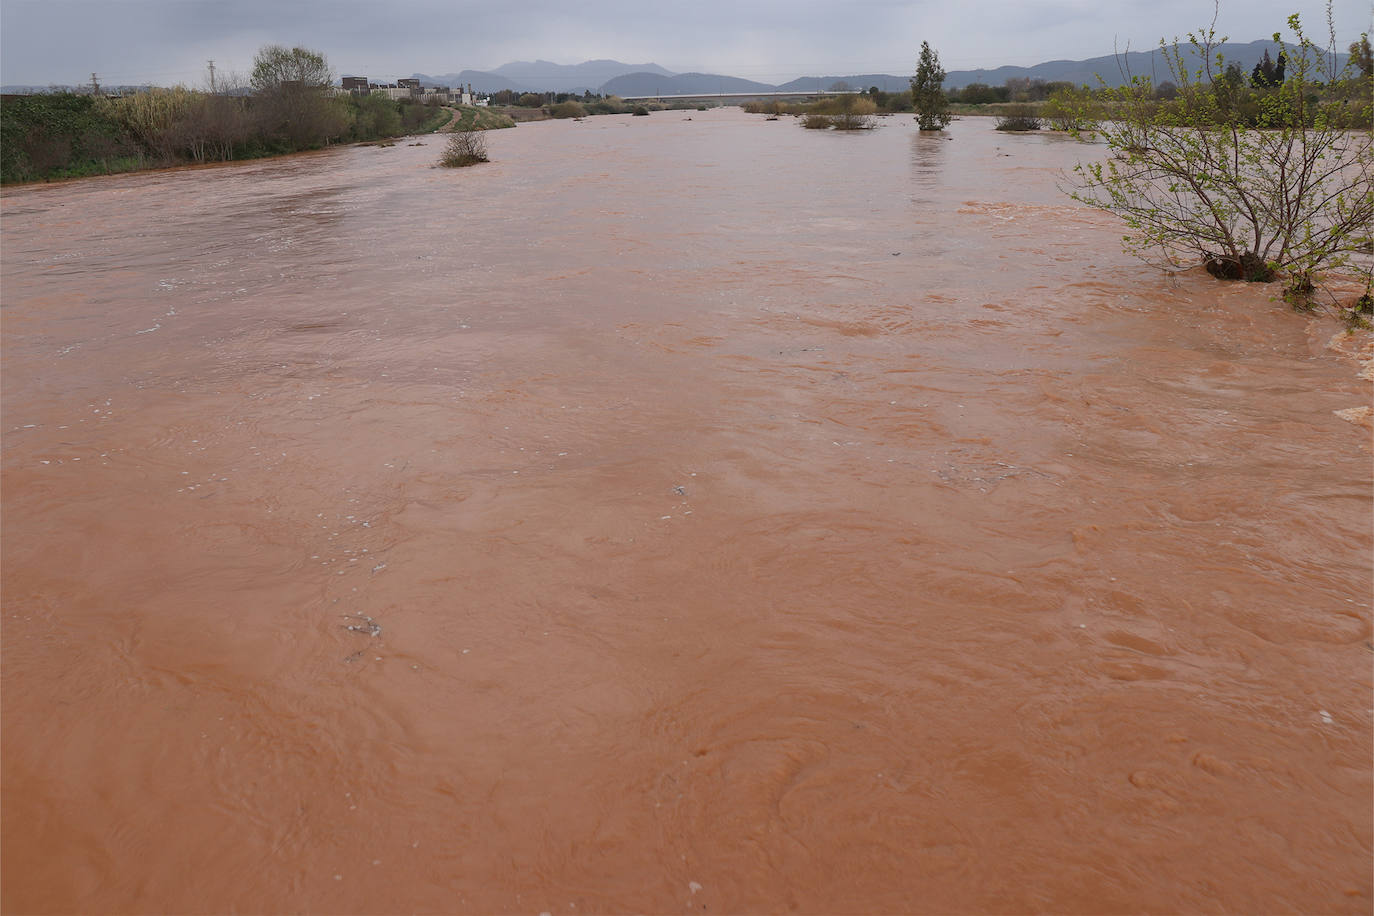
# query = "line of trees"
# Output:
<box><xmin>0</xmin><ymin>45</ymin><xmax>450</xmax><ymax>183</ymax></box>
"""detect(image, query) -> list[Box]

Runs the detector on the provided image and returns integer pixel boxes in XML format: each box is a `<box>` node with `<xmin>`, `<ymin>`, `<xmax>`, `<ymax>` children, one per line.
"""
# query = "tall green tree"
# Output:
<box><xmin>911</xmin><ymin>41</ymin><xmax>951</xmax><ymax>130</ymax></box>
<box><xmin>250</xmin><ymin>45</ymin><xmax>333</xmax><ymax>92</ymax></box>
<box><xmin>249</xmin><ymin>45</ymin><xmax>346</xmax><ymax>150</ymax></box>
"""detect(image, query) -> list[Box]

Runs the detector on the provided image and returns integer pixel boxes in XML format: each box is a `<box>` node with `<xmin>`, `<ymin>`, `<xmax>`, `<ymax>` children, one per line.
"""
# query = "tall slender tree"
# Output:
<box><xmin>911</xmin><ymin>42</ymin><xmax>951</xmax><ymax>130</ymax></box>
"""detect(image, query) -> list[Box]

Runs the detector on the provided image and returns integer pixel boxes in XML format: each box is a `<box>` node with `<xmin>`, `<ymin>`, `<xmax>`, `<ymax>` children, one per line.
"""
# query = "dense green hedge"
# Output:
<box><xmin>0</xmin><ymin>93</ymin><xmax>141</xmax><ymax>182</ymax></box>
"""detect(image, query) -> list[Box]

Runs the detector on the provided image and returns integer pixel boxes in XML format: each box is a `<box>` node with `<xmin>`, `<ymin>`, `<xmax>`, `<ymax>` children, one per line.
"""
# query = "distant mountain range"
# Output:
<box><xmin>3</xmin><ymin>41</ymin><xmax>1352</xmax><ymax>97</ymax></box>
<box><xmin>410</xmin><ymin>59</ymin><xmax>674</xmax><ymax>94</ymax></box>
<box><xmin>406</xmin><ymin>40</ymin><xmax>1350</xmax><ymax>96</ymax></box>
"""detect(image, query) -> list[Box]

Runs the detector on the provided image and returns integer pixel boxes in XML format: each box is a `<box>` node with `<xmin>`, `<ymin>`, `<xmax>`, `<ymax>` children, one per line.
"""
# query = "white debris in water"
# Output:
<box><xmin>1319</xmin><ymin>709</ymin><xmax>1335</xmax><ymax>725</ymax></box>
<box><xmin>689</xmin><ymin>881</ymin><xmax>703</xmax><ymax>894</ymax></box>
<box><xmin>1333</xmin><ymin>406</ymin><xmax>1371</xmax><ymax>424</ymax></box>
<box><xmin>136</xmin><ymin>324</ymin><xmax>161</xmax><ymax>334</ymax></box>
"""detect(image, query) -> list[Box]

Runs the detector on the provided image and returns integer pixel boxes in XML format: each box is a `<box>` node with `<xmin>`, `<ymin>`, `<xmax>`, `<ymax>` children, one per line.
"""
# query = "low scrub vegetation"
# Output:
<box><xmin>448</xmin><ymin>105</ymin><xmax>516</xmax><ymax>131</ymax></box>
<box><xmin>790</xmin><ymin>94</ymin><xmax>879</xmax><ymax>130</ymax></box>
<box><xmin>743</xmin><ymin>88</ymin><xmax>912</xmax><ymax>121</ymax></box>
<box><xmin>438</xmin><ymin>130</ymin><xmax>487</xmax><ymax>168</ymax></box>
<box><xmin>586</xmin><ymin>96</ymin><xmax>629</xmax><ymax>114</ymax></box>
<box><xmin>549</xmin><ymin>100</ymin><xmax>586</xmax><ymax>119</ymax></box>
<box><xmin>994</xmin><ymin>106</ymin><xmax>1043</xmax><ymax>130</ymax></box>
<box><xmin>830</xmin><ymin>95</ymin><xmax>878</xmax><ymax>129</ymax></box>
<box><xmin>4</xmin><ymin>90</ymin><xmax>443</xmax><ymax>185</ymax></box>
<box><xmin>1041</xmin><ymin>87</ymin><xmax>1099</xmax><ymax>131</ymax></box>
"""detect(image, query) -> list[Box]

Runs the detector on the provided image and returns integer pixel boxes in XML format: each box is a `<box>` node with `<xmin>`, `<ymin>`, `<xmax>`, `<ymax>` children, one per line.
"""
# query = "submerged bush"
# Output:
<box><xmin>1043</xmin><ymin>87</ymin><xmax>1099</xmax><ymax>131</ymax></box>
<box><xmin>995</xmin><ymin>106</ymin><xmax>1043</xmax><ymax>130</ymax></box>
<box><xmin>439</xmin><ymin>130</ymin><xmax>487</xmax><ymax>167</ymax></box>
<box><xmin>832</xmin><ymin>96</ymin><xmax>878</xmax><ymax>130</ymax></box>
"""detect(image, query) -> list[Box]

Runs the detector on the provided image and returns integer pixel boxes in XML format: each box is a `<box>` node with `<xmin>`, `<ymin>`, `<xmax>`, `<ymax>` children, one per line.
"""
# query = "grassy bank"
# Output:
<box><xmin>447</xmin><ymin>105</ymin><xmax>517</xmax><ymax>131</ymax></box>
<box><xmin>488</xmin><ymin>106</ymin><xmax>552</xmax><ymax>123</ymax></box>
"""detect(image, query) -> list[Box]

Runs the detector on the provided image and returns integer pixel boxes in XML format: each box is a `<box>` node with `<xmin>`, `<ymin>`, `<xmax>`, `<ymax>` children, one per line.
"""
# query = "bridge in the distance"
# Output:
<box><xmin>617</xmin><ymin>90</ymin><xmax>861</xmax><ymax>102</ymax></box>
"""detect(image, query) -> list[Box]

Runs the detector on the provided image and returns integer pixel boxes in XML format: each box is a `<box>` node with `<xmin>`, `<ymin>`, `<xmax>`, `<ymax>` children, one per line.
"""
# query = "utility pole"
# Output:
<box><xmin>207</xmin><ymin>60</ymin><xmax>216</xmax><ymax>93</ymax></box>
<box><xmin>89</xmin><ymin>72</ymin><xmax>101</xmax><ymax>95</ymax></box>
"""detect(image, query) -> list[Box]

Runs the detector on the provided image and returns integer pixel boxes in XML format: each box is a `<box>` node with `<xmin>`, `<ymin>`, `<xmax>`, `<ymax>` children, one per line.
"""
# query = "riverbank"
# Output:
<box><xmin>0</xmin><ymin>90</ymin><xmax>453</xmax><ymax>185</ymax></box>
<box><xmin>444</xmin><ymin>104</ymin><xmax>517</xmax><ymax>131</ymax></box>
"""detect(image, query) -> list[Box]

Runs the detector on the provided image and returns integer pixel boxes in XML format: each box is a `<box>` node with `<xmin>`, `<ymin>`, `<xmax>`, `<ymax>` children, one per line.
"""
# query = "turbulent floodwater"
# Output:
<box><xmin>2</xmin><ymin>109</ymin><xmax>1371</xmax><ymax>914</ymax></box>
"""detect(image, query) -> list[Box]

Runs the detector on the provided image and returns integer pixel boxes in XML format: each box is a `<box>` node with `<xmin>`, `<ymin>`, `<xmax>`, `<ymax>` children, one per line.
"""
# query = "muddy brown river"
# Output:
<box><xmin>2</xmin><ymin>109</ymin><xmax>1371</xmax><ymax>914</ymax></box>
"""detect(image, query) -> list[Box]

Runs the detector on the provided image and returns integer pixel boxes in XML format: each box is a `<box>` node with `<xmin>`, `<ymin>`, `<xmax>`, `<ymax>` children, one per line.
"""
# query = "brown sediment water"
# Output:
<box><xmin>2</xmin><ymin>109</ymin><xmax>1371</xmax><ymax>914</ymax></box>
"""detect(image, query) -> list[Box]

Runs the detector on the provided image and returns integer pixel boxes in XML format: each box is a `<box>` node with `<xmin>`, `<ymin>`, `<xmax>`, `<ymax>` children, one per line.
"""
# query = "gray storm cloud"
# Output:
<box><xmin>3</xmin><ymin>0</ymin><xmax>1367</xmax><ymax>86</ymax></box>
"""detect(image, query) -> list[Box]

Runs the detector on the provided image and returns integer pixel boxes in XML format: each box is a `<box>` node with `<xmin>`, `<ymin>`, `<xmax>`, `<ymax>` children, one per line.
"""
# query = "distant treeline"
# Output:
<box><xmin>486</xmin><ymin>91</ymin><xmax>710</xmax><ymax>117</ymax></box>
<box><xmin>0</xmin><ymin>88</ymin><xmax>449</xmax><ymax>184</ymax></box>
<box><xmin>743</xmin><ymin>63</ymin><xmax>1373</xmax><ymax>131</ymax></box>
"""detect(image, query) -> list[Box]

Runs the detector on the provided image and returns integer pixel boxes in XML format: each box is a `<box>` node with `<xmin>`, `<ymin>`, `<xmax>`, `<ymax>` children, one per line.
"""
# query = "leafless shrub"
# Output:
<box><xmin>439</xmin><ymin>130</ymin><xmax>487</xmax><ymax>167</ymax></box>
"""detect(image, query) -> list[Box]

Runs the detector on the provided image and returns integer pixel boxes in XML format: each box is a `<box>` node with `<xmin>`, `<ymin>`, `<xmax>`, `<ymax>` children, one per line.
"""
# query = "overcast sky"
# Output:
<box><xmin>3</xmin><ymin>0</ymin><xmax>1370</xmax><ymax>87</ymax></box>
